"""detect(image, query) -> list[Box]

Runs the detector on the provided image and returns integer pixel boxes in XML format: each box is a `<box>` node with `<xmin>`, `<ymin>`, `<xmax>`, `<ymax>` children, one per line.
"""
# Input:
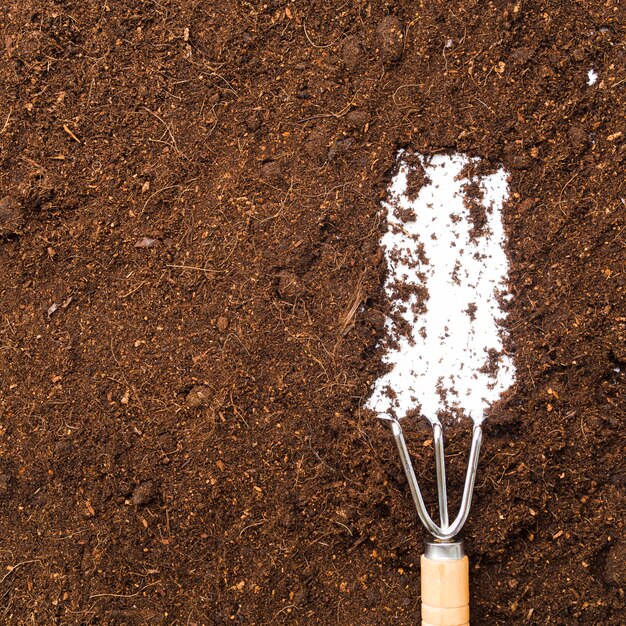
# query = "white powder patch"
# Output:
<box><xmin>587</xmin><ymin>69</ymin><xmax>598</xmax><ymax>85</ymax></box>
<box><xmin>367</xmin><ymin>152</ymin><xmax>515</xmax><ymax>424</ymax></box>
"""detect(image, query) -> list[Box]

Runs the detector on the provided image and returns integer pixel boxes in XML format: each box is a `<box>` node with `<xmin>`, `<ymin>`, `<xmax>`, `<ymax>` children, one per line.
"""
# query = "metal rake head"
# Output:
<box><xmin>386</xmin><ymin>417</ymin><xmax>483</xmax><ymax>541</ymax></box>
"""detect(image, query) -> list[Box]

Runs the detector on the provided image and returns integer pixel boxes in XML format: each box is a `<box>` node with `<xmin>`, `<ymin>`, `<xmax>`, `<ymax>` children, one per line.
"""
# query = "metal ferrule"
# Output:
<box><xmin>424</xmin><ymin>540</ymin><xmax>465</xmax><ymax>561</ymax></box>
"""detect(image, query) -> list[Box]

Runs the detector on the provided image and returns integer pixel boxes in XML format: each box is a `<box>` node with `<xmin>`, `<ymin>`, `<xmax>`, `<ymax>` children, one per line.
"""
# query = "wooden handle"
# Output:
<box><xmin>421</xmin><ymin>554</ymin><xmax>469</xmax><ymax>626</ymax></box>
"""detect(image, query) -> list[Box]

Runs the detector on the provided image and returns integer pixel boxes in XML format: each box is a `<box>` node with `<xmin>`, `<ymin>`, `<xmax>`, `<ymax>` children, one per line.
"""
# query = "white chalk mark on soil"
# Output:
<box><xmin>367</xmin><ymin>152</ymin><xmax>515</xmax><ymax>424</ymax></box>
<box><xmin>587</xmin><ymin>69</ymin><xmax>598</xmax><ymax>85</ymax></box>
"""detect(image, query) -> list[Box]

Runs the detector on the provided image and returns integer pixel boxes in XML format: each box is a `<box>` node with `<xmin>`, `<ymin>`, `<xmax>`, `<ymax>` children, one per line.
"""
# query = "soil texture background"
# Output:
<box><xmin>0</xmin><ymin>1</ymin><xmax>624</xmax><ymax>624</ymax></box>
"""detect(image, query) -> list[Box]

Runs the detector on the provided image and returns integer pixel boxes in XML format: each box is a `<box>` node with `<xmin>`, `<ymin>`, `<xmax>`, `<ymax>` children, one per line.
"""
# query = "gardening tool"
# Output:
<box><xmin>369</xmin><ymin>152</ymin><xmax>515</xmax><ymax>625</ymax></box>
<box><xmin>384</xmin><ymin>416</ymin><xmax>481</xmax><ymax>626</ymax></box>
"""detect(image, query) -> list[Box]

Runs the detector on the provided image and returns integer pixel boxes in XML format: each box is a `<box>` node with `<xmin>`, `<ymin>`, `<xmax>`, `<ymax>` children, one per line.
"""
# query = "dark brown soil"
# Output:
<box><xmin>0</xmin><ymin>1</ymin><xmax>624</xmax><ymax>624</ymax></box>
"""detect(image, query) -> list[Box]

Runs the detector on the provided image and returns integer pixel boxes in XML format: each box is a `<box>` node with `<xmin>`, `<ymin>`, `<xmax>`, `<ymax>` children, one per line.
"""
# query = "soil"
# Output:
<box><xmin>0</xmin><ymin>1</ymin><xmax>624</xmax><ymax>625</ymax></box>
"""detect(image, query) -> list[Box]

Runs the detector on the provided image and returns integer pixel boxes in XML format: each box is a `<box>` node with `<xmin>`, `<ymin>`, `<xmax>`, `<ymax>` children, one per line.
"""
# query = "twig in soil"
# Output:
<box><xmin>475</xmin><ymin>98</ymin><xmax>496</xmax><ymax>115</ymax></box>
<box><xmin>302</xmin><ymin>531</ymin><xmax>334</xmax><ymax>551</ymax></box>
<box><xmin>297</xmin><ymin>92</ymin><xmax>360</xmax><ymax>123</ymax></box>
<box><xmin>18</xmin><ymin>155</ymin><xmax>47</xmax><ymax>173</ymax></box>
<box><xmin>392</xmin><ymin>84</ymin><xmax>420</xmax><ymax>108</ymax></box>
<box><xmin>610</xmin><ymin>76</ymin><xmax>626</xmax><ymax>89</ymax></box>
<box><xmin>302</xmin><ymin>20</ymin><xmax>342</xmax><ymax>49</ymax></box>
<box><xmin>141</xmin><ymin>184</ymin><xmax>180</xmax><ymax>213</ymax></box>
<box><xmin>119</xmin><ymin>280</ymin><xmax>147</xmax><ymax>299</ymax></box>
<box><xmin>332</xmin><ymin>519</ymin><xmax>353</xmax><ymax>536</ymax></box>
<box><xmin>109</xmin><ymin>338</ymin><xmax>144</xmax><ymax>411</ymax></box>
<box><xmin>89</xmin><ymin>580</ymin><xmax>161</xmax><ymax>599</ymax></box>
<box><xmin>609</xmin><ymin>223</ymin><xmax>626</xmax><ymax>246</ymax></box>
<box><xmin>557</xmin><ymin>173</ymin><xmax>579</xmax><ymax>212</ymax></box>
<box><xmin>239</xmin><ymin>519</ymin><xmax>267</xmax><ymax>537</ymax></box>
<box><xmin>0</xmin><ymin>560</ymin><xmax>41</xmax><ymax>583</ymax></box>
<box><xmin>141</xmin><ymin>179</ymin><xmax>198</xmax><ymax>214</ymax></box>
<box><xmin>338</xmin><ymin>275</ymin><xmax>365</xmax><ymax>336</ymax></box>
<box><xmin>166</xmin><ymin>264</ymin><xmax>224</xmax><ymax>274</ymax></box>
<box><xmin>223</xmin><ymin>332</ymin><xmax>251</xmax><ymax>356</ymax></box>
<box><xmin>302</xmin><ymin>181</ymin><xmax>351</xmax><ymax>200</ymax></box>
<box><xmin>201</xmin><ymin>63</ymin><xmax>238</xmax><ymax>96</ymax></box>
<box><xmin>142</xmin><ymin>107</ymin><xmax>191</xmax><ymax>161</ymax></box>
<box><xmin>255</xmin><ymin>179</ymin><xmax>295</xmax><ymax>225</ymax></box>
<box><xmin>63</xmin><ymin>124</ymin><xmax>81</xmax><ymax>143</ymax></box>
<box><xmin>273</xmin><ymin>604</ymin><xmax>297</xmax><ymax>619</ymax></box>
<box><xmin>0</xmin><ymin>108</ymin><xmax>12</xmax><ymax>135</ymax></box>
<box><xmin>142</xmin><ymin>108</ymin><xmax>176</xmax><ymax>144</ymax></box>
